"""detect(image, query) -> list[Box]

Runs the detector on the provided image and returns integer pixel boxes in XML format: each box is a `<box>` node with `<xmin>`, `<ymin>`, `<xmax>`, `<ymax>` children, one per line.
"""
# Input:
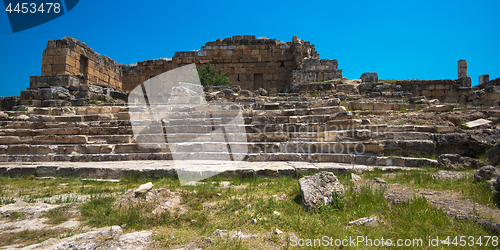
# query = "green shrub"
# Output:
<box><xmin>197</xmin><ymin>62</ymin><xmax>233</xmax><ymax>86</ymax></box>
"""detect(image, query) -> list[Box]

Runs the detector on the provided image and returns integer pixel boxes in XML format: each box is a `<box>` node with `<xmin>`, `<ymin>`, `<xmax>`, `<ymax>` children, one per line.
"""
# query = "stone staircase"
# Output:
<box><xmin>0</xmin><ymin>95</ymin><xmax>466</xmax><ymax>169</ymax></box>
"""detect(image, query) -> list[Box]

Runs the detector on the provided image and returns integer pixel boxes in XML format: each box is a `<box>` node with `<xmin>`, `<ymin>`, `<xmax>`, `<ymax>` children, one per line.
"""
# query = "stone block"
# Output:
<box><xmin>424</xmin><ymin>105</ymin><xmax>453</xmax><ymax>112</ymax></box>
<box><xmin>41</xmin><ymin>100</ymin><xmax>68</xmax><ymax>108</ymax></box>
<box><xmin>114</xmin><ymin>144</ymin><xmax>137</xmax><ymax>153</ymax></box>
<box><xmin>33</xmin><ymin>135</ymin><xmax>87</xmax><ymax>144</ymax></box>
<box><xmin>55</xmin><ymin>115</ymin><xmax>83</xmax><ymax>123</ymax></box>
<box><xmin>0</xmin><ymin>136</ymin><xmax>21</xmax><ymax>144</ymax></box>
<box><xmin>376</xmin><ymin>157</ymin><xmax>405</xmax><ymax>166</ymax></box>
<box><xmin>7</xmin><ymin>166</ymin><xmax>36</xmax><ymax>178</ymax></box>
<box><xmin>36</xmin><ymin>166</ymin><xmax>58</xmax><ymax>177</ymax></box>
<box><xmin>479</xmin><ymin>74</ymin><xmax>490</xmax><ymax>85</ymax></box>
<box><xmin>373</xmin><ymin>103</ymin><xmax>393</xmax><ymax>111</ymax></box>
<box><xmin>360</xmin><ymin>72</ymin><xmax>378</xmax><ymax>83</ymax></box>
<box><xmin>431</xmin><ymin>90</ymin><xmax>445</xmax><ymax>96</ymax></box>
<box><xmin>458</xmin><ymin>59</ymin><xmax>467</xmax><ymax>78</ymax></box>
<box><xmin>421</xmin><ymin>90</ymin><xmax>432</xmax><ymax>96</ymax></box>
<box><xmin>464</xmin><ymin>119</ymin><xmax>492</xmax><ymax>129</ymax></box>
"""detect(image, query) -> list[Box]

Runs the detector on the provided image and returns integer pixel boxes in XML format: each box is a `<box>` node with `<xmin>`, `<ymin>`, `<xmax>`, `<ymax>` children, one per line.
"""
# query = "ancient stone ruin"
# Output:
<box><xmin>1</xmin><ymin>36</ymin><xmax>500</xmax><ymax>248</ymax></box>
<box><xmin>0</xmin><ymin>35</ymin><xmax>499</xmax><ymax>172</ymax></box>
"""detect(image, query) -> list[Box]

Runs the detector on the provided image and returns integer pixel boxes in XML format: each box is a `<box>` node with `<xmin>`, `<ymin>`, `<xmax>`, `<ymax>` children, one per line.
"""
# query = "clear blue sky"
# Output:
<box><xmin>1</xmin><ymin>0</ymin><xmax>499</xmax><ymax>97</ymax></box>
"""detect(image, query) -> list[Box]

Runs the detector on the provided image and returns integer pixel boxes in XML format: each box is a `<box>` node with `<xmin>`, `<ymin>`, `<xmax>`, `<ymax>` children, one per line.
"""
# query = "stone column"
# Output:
<box><xmin>458</xmin><ymin>60</ymin><xmax>467</xmax><ymax>79</ymax></box>
<box><xmin>479</xmin><ymin>74</ymin><xmax>490</xmax><ymax>85</ymax></box>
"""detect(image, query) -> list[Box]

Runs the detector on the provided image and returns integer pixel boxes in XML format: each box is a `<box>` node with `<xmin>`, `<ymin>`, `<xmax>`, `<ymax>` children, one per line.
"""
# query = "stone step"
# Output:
<box><xmin>361</xmin><ymin>124</ymin><xmax>456</xmax><ymax>133</ymax></box>
<box><xmin>0</xmin><ymin>152</ymin><xmax>438</xmax><ymax>168</ymax></box>
<box><xmin>372</xmin><ymin>132</ymin><xmax>434</xmax><ymax>140</ymax></box>
<box><xmin>0</xmin><ymin>134</ymin><xmax>133</xmax><ymax>145</ymax></box>
<box><xmin>129</xmin><ymin>105</ymin><xmax>346</xmax><ymax>119</ymax></box>
<box><xmin>0</xmin><ymin>160</ymin><xmax>422</xmax><ymax>179</ymax></box>
<box><xmin>0</xmin><ymin>153</ymin><xmax>172</xmax><ymax>162</ymax></box>
<box><xmin>0</xmin><ymin>139</ymin><xmax>434</xmax><ymax>156</ymax></box>
<box><xmin>0</xmin><ymin>120</ymin><xmax>133</xmax><ymax>129</ymax></box>
<box><xmin>251</xmin><ymin>141</ymin><xmax>383</xmax><ymax>154</ymax></box>
<box><xmin>0</xmin><ymin>125</ymin><xmax>453</xmax><ymax>144</ymax></box>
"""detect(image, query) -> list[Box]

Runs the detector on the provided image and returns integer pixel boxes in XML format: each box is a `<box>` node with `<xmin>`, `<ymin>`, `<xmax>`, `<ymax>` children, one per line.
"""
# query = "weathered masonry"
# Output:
<box><xmin>34</xmin><ymin>35</ymin><xmax>343</xmax><ymax>93</ymax></box>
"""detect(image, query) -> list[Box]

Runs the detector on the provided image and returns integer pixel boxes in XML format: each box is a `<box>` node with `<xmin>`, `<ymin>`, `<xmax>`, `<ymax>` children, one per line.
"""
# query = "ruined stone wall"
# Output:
<box><xmin>41</xmin><ymin>37</ymin><xmax>122</xmax><ymax>90</ymax></box>
<box><xmin>121</xmin><ymin>35</ymin><xmax>322</xmax><ymax>93</ymax></box>
<box><xmin>37</xmin><ymin>36</ymin><xmax>340</xmax><ymax>94</ymax></box>
<box><xmin>291</xmin><ymin>58</ymin><xmax>342</xmax><ymax>86</ymax></box>
<box><xmin>359</xmin><ymin>79</ymin><xmax>500</xmax><ymax>106</ymax></box>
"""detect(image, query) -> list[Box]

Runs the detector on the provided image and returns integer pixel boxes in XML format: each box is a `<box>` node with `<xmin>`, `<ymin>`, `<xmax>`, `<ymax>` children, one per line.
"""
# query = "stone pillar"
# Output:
<box><xmin>458</xmin><ymin>59</ymin><xmax>467</xmax><ymax>79</ymax></box>
<box><xmin>479</xmin><ymin>74</ymin><xmax>490</xmax><ymax>85</ymax></box>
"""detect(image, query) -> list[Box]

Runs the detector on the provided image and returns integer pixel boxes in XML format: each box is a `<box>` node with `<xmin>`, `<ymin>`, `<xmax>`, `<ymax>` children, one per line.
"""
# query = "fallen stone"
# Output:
<box><xmin>348</xmin><ymin>216</ymin><xmax>378</xmax><ymax>226</ymax></box>
<box><xmin>298</xmin><ymin>171</ymin><xmax>345</xmax><ymax>211</ymax></box>
<box><xmin>432</xmin><ymin>170</ymin><xmax>468</xmax><ymax>181</ymax></box>
<box><xmin>219</xmin><ymin>181</ymin><xmax>230</xmax><ymax>187</ymax></box>
<box><xmin>435</xmin><ymin>134</ymin><xmax>488</xmax><ymax>157</ymax></box>
<box><xmin>135</xmin><ymin>182</ymin><xmax>154</xmax><ymax>194</ymax></box>
<box><xmin>259</xmin><ymin>88</ymin><xmax>268</xmax><ymax>96</ymax></box>
<box><xmin>274</xmin><ymin>228</ymin><xmax>283</xmax><ymax>235</ymax></box>
<box><xmin>373</xmin><ymin>177</ymin><xmax>386</xmax><ymax>184</ymax></box>
<box><xmin>351</xmin><ymin>173</ymin><xmax>361</xmax><ymax>182</ymax></box>
<box><xmin>240</xmin><ymin>90</ymin><xmax>254</xmax><ymax>97</ymax></box>
<box><xmin>474</xmin><ymin>166</ymin><xmax>500</xmax><ymax>182</ymax></box>
<box><xmin>212</xmin><ymin>229</ymin><xmax>258</xmax><ymax>240</ymax></box>
<box><xmin>428</xmin><ymin>99</ymin><xmax>440</xmax><ymax>105</ymax></box>
<box><xmin>425</xmin><ymin>105</ymin><xmax>453</xmax><ymax>112</ymax></box>
<box><xmin>273</xmin><ymin>211</ymin><xmax>280</xmax><ymax>216</ymax></box>
<box><xmin>486</xmin><ymin>144</ymin><xmax>500</xmax><ymax>166</ymax></box>
<box><xmin>326</xmin><ymin>98</ymin><xmax>340</xmax><ymax>106</ymax></box>
<box><xmin>464</xmin><ymin>119</ymin><xmax>492</xmax><ymax>129</ymax></box>
<box><xmin>438</xmin><ymin>154</ymin><xmax>487</xmax><ymax>170</ymax></box>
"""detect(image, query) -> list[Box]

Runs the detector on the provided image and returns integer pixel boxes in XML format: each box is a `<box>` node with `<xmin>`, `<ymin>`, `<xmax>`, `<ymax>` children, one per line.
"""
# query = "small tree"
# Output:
<box><xmin>196</xmin><ymin>62</ymin><xmax>233</xmax><ymax>86</ymax></box>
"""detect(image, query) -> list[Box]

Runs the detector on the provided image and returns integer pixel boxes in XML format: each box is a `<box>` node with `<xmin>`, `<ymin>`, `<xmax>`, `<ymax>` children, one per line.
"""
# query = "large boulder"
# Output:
<box><xmin>438</xmin><ymin>154</ymin><xmax>487</xmax><ymax>170</ymax></box>
<box><xmin>435</xmin><ymin>133</ymin><xmax>488</xmax><ymax>157</ymax></box>
<box><xmin>258</xmin><ymin>88</ymin><xmax>268</xmax><ymax>96</ymax></box>
<box><xmin>474</xmin><ymin>165</ymin><xmax>500</xmax><ymax>182</ymax></box>
<box><xmin>298</xmin><ymin>171</ymin><xmax>344</xmax><ymax>211</ymax></box>
<box><xmin>486</xmin><ymin>144</ymin><xmax>500</xmax><ymax>166</ymax></box>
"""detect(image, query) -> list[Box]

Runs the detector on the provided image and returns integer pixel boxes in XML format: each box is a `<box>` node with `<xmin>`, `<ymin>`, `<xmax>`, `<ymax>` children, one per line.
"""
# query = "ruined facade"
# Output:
<box><xmin>2</xmin><ymin>36</ymin><xmax>499</xmax><ymax>111</ymax></box>
<box><xmin>34</xmin><ymin>35</ymin><xmax>343</xmax><ymax>93</ymax></box>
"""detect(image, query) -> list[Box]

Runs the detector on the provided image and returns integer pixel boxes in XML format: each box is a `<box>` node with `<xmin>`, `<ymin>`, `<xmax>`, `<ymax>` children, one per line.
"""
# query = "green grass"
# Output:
<box><xmin>366</xmin><ymin>169</ymin><xmax>497</xmax><ymax>207</ymax></box>
<box><xmin>0</xmin><ymin>195</ymin><xmax>15</xmax><ymax>205</ymax></box>
<box><xmin>0</xmin><ymin>229</ymin><xmax>65</xmax><ymax>248</ymax></box>
<box><xmin>0</xmin><ymin>176</ymin><xmax>127</xmax><ymax>203</ymax></box>
<box><xmin>42</xmin><ymin>206</ymin><xmax>71</xmax><ymax>224</ymax></box>
<box><xmin>80</xmin><ymin>174</ymin><xmax>500</xmax><ymax>249</ymax></box>
<box><xmin>1</xmin><ymin>173</ymin><xmax>498</xmax><ymax>249</ymax></box>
